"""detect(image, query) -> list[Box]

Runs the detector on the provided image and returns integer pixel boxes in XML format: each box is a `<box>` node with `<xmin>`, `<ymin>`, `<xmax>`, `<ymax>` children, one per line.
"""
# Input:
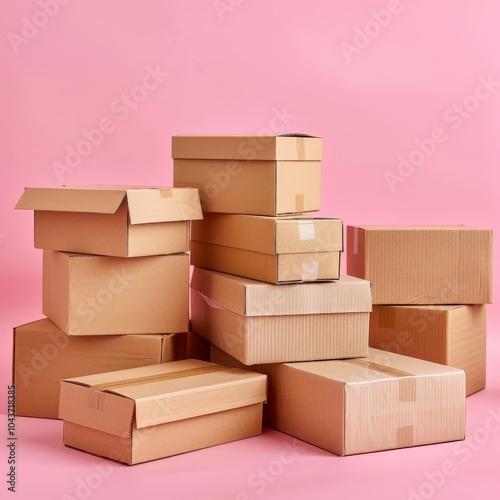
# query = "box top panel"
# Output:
<box><xmin>60</xmin><ymin>359</ymin><xmax>267</xmax><ymax>433</ymax></box>
<box><xmin>190</xmin><ymin>268</ymin><xmax>372</xmax><ymax>316</ymax></box>
<box><xmin>191</xmin><ymin>213</ymin><xmax>343</xmax><ymax>254</ymax></box>
<box><xmin>172</xmin><ymin>134</ymin><xmax>323</xmax><ymax>161</ymax></box>
<box><xmin>347</xmin><ymin>225</ymin><xmax>491</xmax><ymax>232</ymax></box>
<box><xmin>285</xmin><ymin>348</ymin><xmax>465</xmax><ymax>384</ymax></box>
<box><xmin>15</xmin><ymin>186</ymin><xmax>203</xmax><ymax>224</ymax></box>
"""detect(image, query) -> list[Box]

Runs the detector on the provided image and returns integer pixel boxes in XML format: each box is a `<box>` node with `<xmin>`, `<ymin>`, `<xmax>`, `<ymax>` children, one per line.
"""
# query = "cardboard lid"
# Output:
<box><xmin>191</xmin><ymin>214</ymin><xmax>343</xmax><ymax>254</ymax></box>
<box><xmin>190</xmin><ymin>268</ymin><xmax>372</xmax><ymax>316</ymax></box>
<box><xmin>172</xmin><ymin>134</ymin><xmax>323</xmax><ymax>160</ymax></box>
<box><xmin>15</xmin><ymin>186</ymin><xmax>203</xmax><ymax>224</ymax></box>
<box><xmin>59</xmin><ymin>359</ymin><xmax>267</xmax><ymax>435</ymax></box>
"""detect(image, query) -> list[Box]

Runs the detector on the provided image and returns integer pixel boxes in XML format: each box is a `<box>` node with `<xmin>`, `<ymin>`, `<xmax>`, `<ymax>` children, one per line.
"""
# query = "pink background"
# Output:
<box><xmin>1</xmin><ymin>1</ymin><xmax>498</xmax><ymax>499</ymax></box>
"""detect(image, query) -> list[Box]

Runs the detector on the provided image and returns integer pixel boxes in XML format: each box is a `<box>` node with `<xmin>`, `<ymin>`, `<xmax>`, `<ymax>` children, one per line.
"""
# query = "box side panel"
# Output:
<box><xmin>173</xmin><ymin>159</ymin><xmax>276</xmax><ymax>215</ymax></box>
<box><xmin>63</xmin><ymin>421</ymin><xmax>132</xmax><ymax>465</ymax></box>
<box><xmin>131</xmin><ymin>403</ymin><xmax>263</xmax><ymax>464</ymax></box>
<box><xmin>277</xmin><ymin>252</ymin><xmax>340</xmax><ymax>283</ymax></box>
<box><xmin>42</xmin><ymin>250</ymin><xmax>70</xmax><ymax>334</ymax></box>
<box><xmin>275</xmin><ymin>161</ymin><xmax>321</xmax><ymax>214</ymax></box>
<box><xmin>127</xmin><ymin>221</ymin><xmax>189</xmax><ymax>257</ymax></box>
<box><xmin>448</xmin><ymin>305</ymin><xmax>487</xmax><ymax>395</ymax></box>
<box><xmin>369</xmin><ymin>306</ymin><xmax>448</xmax><ymax>365</ymax></box>
<box><xmin>346</xmin><ymin>226</ymin><xmax>365</xmax><ymax>279</ymax></box>
<box><xmin>67</xmin><ymin>254</ymin><xmax>189</xmax><ymax>335</ymax></box>
<box><xmin>186</xmin><ymin>331</ymin><xmax>211</xmax><ymax>361</ymax></box>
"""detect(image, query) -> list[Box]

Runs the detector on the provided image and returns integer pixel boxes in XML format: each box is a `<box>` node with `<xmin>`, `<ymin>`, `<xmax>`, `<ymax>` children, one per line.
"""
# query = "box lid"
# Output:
<box><xmin>172</xmin><ymin>134</ymin><xmax>323</xmax><ymax>160</ymax></box>
<box><xmin>59</xmin><ymin>359</ymin><xmax>266</xmax><ymax>436</ymax></box>
<box><xmin>190</xmin><ymin>268</ymin><xmax>372</xmax><ymax>316</ymax></box>
<box><xmin>191</xmin><ymin>214</ymin><xmax>343</xmax><ymax>254</ymax></box>
<box><xmin>15</xmin><ymin>186</ymin><xmax>203</xmax><ymax>224</ymax></box>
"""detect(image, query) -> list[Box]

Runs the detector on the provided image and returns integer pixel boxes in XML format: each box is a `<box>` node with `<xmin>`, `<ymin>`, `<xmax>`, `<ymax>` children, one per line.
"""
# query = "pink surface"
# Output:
<box><xmin>0</xmin><ymin>1</ymin><xmax>498</xmax><ymax>499</ymax></box>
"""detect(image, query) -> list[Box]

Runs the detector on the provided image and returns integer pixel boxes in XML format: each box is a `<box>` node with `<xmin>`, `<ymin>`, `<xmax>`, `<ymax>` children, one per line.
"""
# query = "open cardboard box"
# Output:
<box><xmin>211</xmin><ymin>346</ymin><xmax>466</xmax><ymax>456</ymax></box>
<box><xmin>172</xmin><ymin>134</ymin><xmax>322</xmax><ymax>215</ymax></box>
<box><xmin>191</xmin><ymin>213</ymin><xmax>343</xmax><ymax>284</ymax></box>
<box><xmin>12</xmin><ymin>318</ymin><xmax>187</xmax><ymax>419</ymax></box>
<box><xmin>15</xmin><ymin>186</ymin><xmax>203</xmax><ymax>257</ymax></box>
<box><xmin>59</xmin><ymin>359</ymin><xmax>267</xmax><ymax>465</ymax></box>
<box><xmin>190</xmin><ymin>267</ymin><xmax>372</xmax><ymax>365</ymax></box>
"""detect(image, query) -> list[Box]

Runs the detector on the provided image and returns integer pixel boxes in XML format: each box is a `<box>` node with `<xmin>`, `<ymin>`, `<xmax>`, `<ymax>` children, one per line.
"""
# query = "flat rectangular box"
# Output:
<box><xmin>59</xmin><ymin>359</ymin><xmax>267</xmax><ymax>464</ymax></box>
<box><xmin>369</xmin><ymin>304</ymin><xmax>487</xmax><ymax>396</ymax></box>
<box><xmin>190</xmin><ymin>267</ymin><xmax>372</xmax><ymax>365</ymax></box>
<box><xmin>211</xmin><ymin>346</ymin><xmax>466</xmax><ymax>456</ymax></box>
<box><xmin>191</xmin><ymin>213</ymin><xmax>343</xmax><ymax>283</ymax></box>
<box><xmin>43</xmin><ymin>250</ymin><xmax>189</xmax><ymax>335</ymax></box>
<box><xmin>15</xmin><ymin>186</ymin><xmax>203</xmax><ymax>257</ymax></box>
<box><xmin>173</xmin><ymin>135</ymin><xmax>322</xmax><ymax>215</ymax></box>
<box><xmin>346</xmin><ymin>225</ymin><xmax>493</xmax><ymax>304</ymax></box>
<box><xmin>12</xmin><ymin>318</ymin><xmax>187</xmax><ymax>419</ymax></box>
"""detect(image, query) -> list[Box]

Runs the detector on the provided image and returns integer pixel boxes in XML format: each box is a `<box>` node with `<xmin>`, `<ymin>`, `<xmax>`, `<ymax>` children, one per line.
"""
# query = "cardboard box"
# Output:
<box><xmin>190</xmin><ymin>267</ymin><xmax>372</xmax><ymax>365</ymax></box>
<box><xmin>172</xmin><ymin>134</ymin><xmax>322</xmax><ymax>215</ymax></box>
<box><xmin>191</xmin><ymin>213</ymin><xmax>343</xmax><ymax>283</ymax></box>
<box><xmin>43</xmin><ymin>250</ymin><xmax>189</xmax><ymax>335</ymax></box>
<box><xmin>186</xmin><ymin>330</ymin><xmax>211</xmax><ymax>361</ymax></box>
<box><xmin>211</xmin><ymin>346</ymin><xmax>466</xmax><ymax>456</ymax></box>
<box><xmin>346</xmin><ymin>225</ymin><xmax>493</xmax><ymax>304</ymax></box>
<box><xmin>369</xmin><ymin>304</ymin><xmax>487</xmax><ymax>396</ymax></box>
<box><xmin>12</xmin><ymin>318</ymin><xmax>187</xmax><ymax>419</ymax></box>
<box><xmin>59</xmin><ymin>359</ymin><xmax>267</xmax><ymax>464</ymax></box>
<box><xmin>15</xmin><ymin>186</ymin><xmax>203</xmax><ymax>257</ymax></box>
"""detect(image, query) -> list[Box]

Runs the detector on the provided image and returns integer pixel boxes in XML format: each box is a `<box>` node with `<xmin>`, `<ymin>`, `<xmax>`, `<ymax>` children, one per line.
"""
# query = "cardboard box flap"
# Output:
<box><xmin>190</xmin><ymin>268</ymin><xmax>372</xmax><ymax>316</ymax></box>
<box><xmin>61</xmin><ymin>360</ymin><xmax>267</xmax><ymax>430</ymax></box>
<box><xmin>191</xmin><ymin>214</ymin><xmax>342</xmax><ymax>254</ymax></box>
<box><xmin>15</xmin><ymin>187</ymin><xmax>203</xmax><ymax>224</ymax></box>
<box><xmin>172</xmin><ymin>134</ymin><xmax>323</xmax><ymax>160</ymax></box>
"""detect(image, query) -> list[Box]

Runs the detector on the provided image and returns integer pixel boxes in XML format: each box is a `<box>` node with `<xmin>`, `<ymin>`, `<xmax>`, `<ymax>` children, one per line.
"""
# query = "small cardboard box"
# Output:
<box><xmin>43</xmin><ymin>250</ymin><xmax>189</xmax><ymax>335</ymax></box>
<box><xmin>59</xmin><ymin>359</ymin><xmax>267</xmax><ymax>465</ymax></box>
<box><xmin>346</xmin><ymin>225</ymin><xmax>493</xmax><ymax>304</ymax></box>
<box><xmin>172</xmin><ymin>134</ymin><xmax>322</xmax><ymax>215</ymax></box>
<box><xmin>12</xmin><ymin>318</ymin><xmax>187</xmax><ymax>419</ymax></box>
<box><xmin>15</xmin><ymin>186</ymin><xmax>203</xmax><ymax>257</ymax></box>
<box><xmin>191</xmin><ymin>213</ymin><xmax>343</xmax><ymax>283</ymax></box>
<box><xmin>369</xmin><ymin>304</ymin><xmax>487</xmax><ymax>396</ymax></box>
<box><xmin>190</xmin><ymin>267</ymin><xmax>372</xmax><ymax>365</ymax></box>
<box><xmin>211</xmin><ymin>346</ymin><xmax>466</xmax><ymax>456</ymax></box>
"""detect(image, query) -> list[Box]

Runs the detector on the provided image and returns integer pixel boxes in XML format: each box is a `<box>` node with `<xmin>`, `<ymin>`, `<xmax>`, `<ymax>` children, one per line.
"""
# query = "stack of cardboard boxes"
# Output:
<box><xmin>173</xmin><ymin>134</ymin><xmax>475</xmax><ymax>457</ymax></box>
<box><xmin>11</xmin><ymin>134</ymin><xmax>493</xmax><ymax>463</ymax></box>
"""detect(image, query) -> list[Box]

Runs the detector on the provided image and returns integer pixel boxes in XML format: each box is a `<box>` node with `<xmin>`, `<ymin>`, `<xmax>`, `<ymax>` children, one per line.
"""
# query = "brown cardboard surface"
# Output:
<box><xmin>191</xmin><ymin>214</ymin><xmax>343</xmax><ymax>283</ymax></box>
<box><xmin>12</xmin><ymin>318</ymin><xmax>187</xmax><ymax>419</ymax></box>
<box><xmin>346</xmin><ymin>225</ymin><xmax>493</xmax><ymax>304</ymax></box>
<box><xmin>211</xmin><ymin>346</ymin><xmax>466</xmax><ymax>456</ymax></box>
<box><xmin>190</xmin><ymin>268</ymin><xmax>371</xmax><ymax>364</ymax></box>
<box><xmin>15</xmin><ymin>186</ymin><xmax>202</xmax><ymax>257</ymax></box>
<box><xmin>173</xmin><ymin>158</ymin><xmax>321</xmax><ymax>215</ymax></box>
<box><xmin>59</xmin><ymin>359</ymin><xmax>267</xmax><ymax>464</ymax></box>
<box><xmin>172</xmin><ymin>134</ymin><xmax>323</xmax><ymax>161</ymax></box>
<box><xmin>369</xmin><ymin>304</ymin><xmax>487</xmax><ymax>395</ymax></box>
<box><xmin>43</xmin><ymin>251</ymin><xmax>189</xmax><ymax>335</ymax></box>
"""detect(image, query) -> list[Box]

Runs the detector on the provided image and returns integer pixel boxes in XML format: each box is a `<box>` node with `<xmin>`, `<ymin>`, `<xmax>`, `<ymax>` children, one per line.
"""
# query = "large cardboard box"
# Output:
<box><xmin>211</xmin><ymin>346</ymin><xmax>466</xmax><ymax>456</ymax></box>
<box><xmin>15</xmin><ymin>186</ymin><xmax>203</xmax><ymax>257</ymax></box>
<box><xmin>43</xmin><ymin>250</ymin><xmax>189</xmax><ymax>335</ymax></box>
<box><xmin>59</xmin><ymin>359</ymin><xmax>267</xmax><ymax>465</ymax></box>
<box><xmin>190</xmin><ymin>267</ymin><xmax>372</xmax><ymax>365</ymax></box>
<box><xmin>12</xmin><ymin>318</ymin><xmax>187</xmax><ymax>419</ymax></box>
<box><xmin>346</xmin><ymin>225</ymin><xmax>493</xmax><ymax>304</ymax></box>
<box><xmin>369</xmin><ymin>304</ymin><xmax>487</xmax><ymax>396</ymax></box>
<box><xmin>191</xmin><ymin>213</ymin><xmax>343</xmax><ymax>283</ymax></box>
<box><xmin>172</xmin><ymin>134</ymin><xmax>322</xmax><ymax>215</ymax></box>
